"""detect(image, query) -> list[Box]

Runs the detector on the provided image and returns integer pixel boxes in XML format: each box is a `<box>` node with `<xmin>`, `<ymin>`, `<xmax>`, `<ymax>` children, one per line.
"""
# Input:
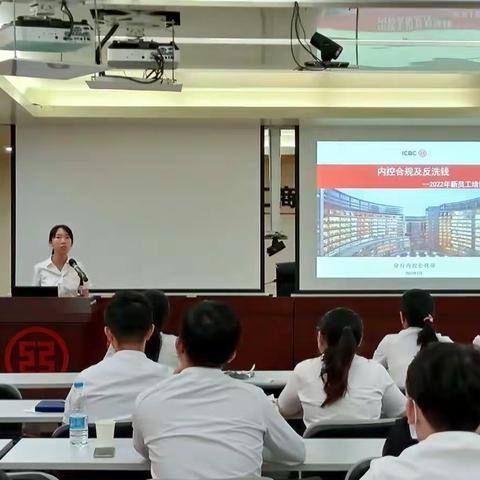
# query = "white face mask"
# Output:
<box><xmin>408</xmin><ymin>400</ymin><xmax>418</xmax><ymax>440</ymax></box>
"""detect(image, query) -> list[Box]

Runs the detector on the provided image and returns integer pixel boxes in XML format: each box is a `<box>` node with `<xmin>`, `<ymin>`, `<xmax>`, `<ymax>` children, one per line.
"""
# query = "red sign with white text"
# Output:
<box><xmin>317</xmin><ymin>164</ymin><xmax>480</xmax><ymax>189</ymax></box>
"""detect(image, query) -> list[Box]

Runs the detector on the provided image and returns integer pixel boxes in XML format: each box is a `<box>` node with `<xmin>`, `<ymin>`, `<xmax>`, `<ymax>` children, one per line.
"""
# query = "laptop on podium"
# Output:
<box><xmin>12</xmin><ymin>286</ymin><xmax>58</xmax><ymax>297</ymax></box>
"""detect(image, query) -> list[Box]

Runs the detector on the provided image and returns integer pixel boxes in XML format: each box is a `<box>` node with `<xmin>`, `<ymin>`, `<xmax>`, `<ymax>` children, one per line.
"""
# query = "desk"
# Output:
<box><xmin>0</xmin><ymin>371</ymin><xmax>290</xmax><ymax>390</ymax></box>
<box><xmin>243</xmin><ymin>370</ymin><xmax>290</xmax><ymax>389</ymax></box>
<box><xmin>0</xmin><ymin>373</ymin><xmax>76</xmax><ymax>389</ymax></box>
<box><xmin>0</xmin><ymin>438</ymin><xmax>384</xmax><ymax>472</ymax></box>
<box><xmin>265</xmin><ymin>438</ymin><xmax>384</xmax><ymax>472</ymax></box>
<box><xmin>0</xmin><ymin>400</ymin><xmax>63</xmax><ymax>423</ymax></box>
<box><xmin>0</xmin><ymin>439</ymin><xmax>147</xmax><ymax>471</ymax></box>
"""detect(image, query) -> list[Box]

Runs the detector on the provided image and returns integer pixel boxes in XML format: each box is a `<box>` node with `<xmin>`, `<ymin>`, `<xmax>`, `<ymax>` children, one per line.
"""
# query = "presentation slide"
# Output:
<box><xmin>316</xmin><ymin>141</ymin><xmax>480</xmax><ymax>281</ymax></box>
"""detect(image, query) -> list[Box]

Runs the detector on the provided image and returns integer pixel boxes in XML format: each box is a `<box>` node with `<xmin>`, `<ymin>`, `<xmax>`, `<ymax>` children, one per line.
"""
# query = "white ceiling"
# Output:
<box><xmin>1</xmin><ymin>1</ymin><xmax>480</xmax><ymax>121</ymax></box>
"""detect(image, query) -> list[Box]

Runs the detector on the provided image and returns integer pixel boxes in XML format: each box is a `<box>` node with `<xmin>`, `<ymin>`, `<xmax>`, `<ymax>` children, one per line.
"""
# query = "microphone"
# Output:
<box><xmin>68</xmin><ymin>258</ymin><xmax>89</xmax><ymax>283</ymax></box>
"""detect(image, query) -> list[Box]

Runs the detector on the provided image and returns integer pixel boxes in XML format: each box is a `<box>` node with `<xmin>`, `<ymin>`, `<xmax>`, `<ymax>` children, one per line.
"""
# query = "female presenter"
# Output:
<box><xmin>32</xmin><ymin>224</ymin><xmax>90</xmax><ymax>297</ymax></box>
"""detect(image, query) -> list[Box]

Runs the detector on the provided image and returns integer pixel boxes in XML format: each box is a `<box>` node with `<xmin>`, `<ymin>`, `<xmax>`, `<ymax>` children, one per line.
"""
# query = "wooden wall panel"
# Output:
<box><xmin>293</xmin><ymin>296</ymin><xmax>480</xmax><ymax>365</ymax></box>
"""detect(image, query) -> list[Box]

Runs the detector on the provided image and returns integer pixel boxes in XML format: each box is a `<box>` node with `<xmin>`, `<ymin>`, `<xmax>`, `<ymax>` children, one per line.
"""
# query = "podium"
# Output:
<box><xmin>0</xmin><ymin>298</ymin><xmax>104</xmax><ymax>373</ymax></box>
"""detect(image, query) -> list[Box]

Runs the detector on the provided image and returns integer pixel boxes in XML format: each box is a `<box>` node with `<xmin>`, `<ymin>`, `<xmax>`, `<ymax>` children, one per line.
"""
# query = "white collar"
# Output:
<box><xmin>181</xmin><ymin>366</ymin><xmax>225</xmax><ymax>377</ymax></box>
<box><xmin>40</xmin><ymin>256</ymin><xmax>71</xmax><ymax>269</ymax></box>
<box><xmin>424</xmin><ymin>430</ymin><xmax>480</xmax><ymax>444</ymax></box>
<box><xmin>111</xmin><ymin>350</ymin><xmax>147</xmax><ymax>358</ymax></box>
<box><xmin>399</xmin><ymin>326</ymin><xmax>422</xmax><ymax>335</ymax></box>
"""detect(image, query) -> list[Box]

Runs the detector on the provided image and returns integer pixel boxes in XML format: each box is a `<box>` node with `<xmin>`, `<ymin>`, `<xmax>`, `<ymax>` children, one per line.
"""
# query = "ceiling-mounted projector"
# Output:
<box><xmin>0</xmin><ymin>16</ymin><xmax>93</xmax><ymax>52</ymax></box>
<box><xmin>86</xmin><ymin>76</ymin><xmax>182</xmax><ymax>91</ymax></box>
<box><xmin>107</xmin><ymin>39</ymin><xmax>179</xmax><ymax>69</ymax></box>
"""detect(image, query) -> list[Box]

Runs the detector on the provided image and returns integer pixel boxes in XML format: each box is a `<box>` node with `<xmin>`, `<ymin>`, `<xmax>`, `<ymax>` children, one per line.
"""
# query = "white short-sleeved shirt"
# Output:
<box><xmin>133</xmin><ymin>366</ymin><xmax>305</xmax><ymax>480</ymax></box>
<box><xmin>105</xmin><ymin>332</ymin><xmax>178</xmax><ymax>369</ymax></box>
<box><xmin>363</xmin><ymin>431</ymin><xmax>480</xmax><ymax>480</ymax></box>
<box><xmin>63</xmin><ymin>350</ymin><xmax>172</xmax><ymax>423</ymax></box>
<box><xmin>473</xmin><ymin>336</ymin><xmax>480</xmax><ymax>348</ymax></box>
<box><xmin>373</xmin><ymin>327</ymin><xmax>452</xmax><ymax>390</ymax></box>
<box><xmin>277</xmin><ymin>355</ymin><xmax>406</xmax><ymax>429</ymax></box>
<box><xmin>32</xmin><ymin>257</ymin><xmax>91</xmax><ymax>297</ymax></box>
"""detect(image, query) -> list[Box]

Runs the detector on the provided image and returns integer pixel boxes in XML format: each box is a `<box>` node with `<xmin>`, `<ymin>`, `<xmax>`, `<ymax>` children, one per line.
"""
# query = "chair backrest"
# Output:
<box><xmin>382</xmin><ymin>417</ymin><xmax>418</xmax><ymax>457</ymax></box>
<box><xmin>0</xmin><ymin>385</ymin><xmax>22</xmax><ymax>400</ymax></box>
<box><xmin>0</xmin><ymin>384</ymin><xmax>22</xmax><ymax>440</ymax></box>
<box><xmin>303</xmin><ymin>419</ymin><xmax>396</xmax><ymax>438</ymax></box>
<box><xmin>52</xmin><ymin>422</ymin><xmax>133</xmax><ymax>438</ymax></box>
<box><xmin>6</xmin><ymin>473</ymin><xmax>59</xmax><ymax>480</ymax></box>
<box><xmin>345</xmin><ymin>458</ymin><xmax>373</xmax><ymax>480</ymax></box>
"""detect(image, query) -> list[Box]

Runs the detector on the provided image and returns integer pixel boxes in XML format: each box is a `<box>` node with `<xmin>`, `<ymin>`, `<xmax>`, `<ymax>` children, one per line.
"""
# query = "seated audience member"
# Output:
<box><xmin>133</xmin><ymin>301</ymin><xmax>305</xmax><ymax>480</ymax></box>
<box><xmin>277</xmin><ymin>308</ymin><xmax>405</xmax><ymax>428</ymax></box>
<box><xmin>63</xmin><ymin>291</ymin><xmax>171</xmax><ymax>423</ymax></box>
<box><xmin>363</xmin><ymin>343</ymin><xmax>480</xmax><ymax>480</ymax></box>
<box><xmin>106</xmin><ymin>289</ymin><xmax>178</xmax><ymax>369</ymax></box>
<box><xmin>373</xmin><ymin>289</ymin><xmax>452</xmax><ymax>390</ymax></box>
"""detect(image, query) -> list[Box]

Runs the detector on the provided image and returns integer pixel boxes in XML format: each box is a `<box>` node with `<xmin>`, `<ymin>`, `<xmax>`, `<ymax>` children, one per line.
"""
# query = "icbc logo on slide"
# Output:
<box><xmin>418</xmin><ymin>149</ymin><xmax>428</xmax><ymax>158</ymax></box>
<box><xmin>4</xmin><ymin>327</ymin><xmax>70</xmax><ymax>373</ymax></box>
<box><xmin>402</xmin><ymin>149</ymin><xmax>428</xmax><ymax>157</ymax></box>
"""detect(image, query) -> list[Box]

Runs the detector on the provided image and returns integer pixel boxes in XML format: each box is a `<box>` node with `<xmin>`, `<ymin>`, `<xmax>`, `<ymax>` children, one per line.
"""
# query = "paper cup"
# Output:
<box><xmin>95</xmin><ymin>419</ymin><xmax>115</xmax><ymax>448</ymax></box>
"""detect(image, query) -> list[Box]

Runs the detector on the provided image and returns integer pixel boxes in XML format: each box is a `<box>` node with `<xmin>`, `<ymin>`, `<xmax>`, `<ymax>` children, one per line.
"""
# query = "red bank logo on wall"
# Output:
<box><xmin>4</xmin><ymin>327</ymin><xmax>70</xmax><ymax>372</ymax></box>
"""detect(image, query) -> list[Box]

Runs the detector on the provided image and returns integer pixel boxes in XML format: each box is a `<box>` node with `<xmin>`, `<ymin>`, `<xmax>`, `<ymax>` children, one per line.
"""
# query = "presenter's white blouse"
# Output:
<box><xmin>373</xmin><ymin>327</ymin><xmax>452</xmax><ymax>390</ymax></box>
<box><xmin>133</xmin><ymin>366</ymin><xmax>305</xmax><ymax>480</ymax></box>
<box><xmin>105</xmin><ymin>332</ymin><xmax>178</xmax><ymax>369</ymax></box>
<box><xmin>363</xmin><ymin>431</ymin><xmax>480</xmax><ymax>480</ymax></box>
<box><xmin>63</xmin><ymin>350</ymin><xmax>172</xmax><ymax>423</ymax></box>
<box><xmin>32</xmin><ymin>257</ymin><xmax>91</xmax><ymax>297</ymax></box>
<box><xmin>277</xmin><ymin>355</ymin><xmax>406</xmax><ymax>429</ymax></box>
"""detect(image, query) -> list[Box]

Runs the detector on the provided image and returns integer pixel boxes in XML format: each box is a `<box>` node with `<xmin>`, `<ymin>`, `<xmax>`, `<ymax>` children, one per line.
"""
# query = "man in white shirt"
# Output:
<box><xmin>133</xmin><ymin>301</ymin><xmax>305</xmax><ymax>480</ymax></box>
<box><xmin>363</xmin><ymin>342</ymin><xmax>480</xmax><ymax>480</ymax></box>
<box><xmin>63</xmin><ymin>291</ymin><xmax>171</xmax><ymax>423</ymax></box>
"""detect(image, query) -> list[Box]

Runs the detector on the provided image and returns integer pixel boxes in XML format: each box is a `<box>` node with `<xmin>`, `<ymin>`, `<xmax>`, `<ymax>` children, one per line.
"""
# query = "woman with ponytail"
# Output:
<box><xmin>278</xmin><ymin>307</ymin><xmax>405</xmax><ymax>428</ymax></box>
<box><xmin>373</xmin><ymin>289</ymin><xmax>452</xmax><ymax>390</ymax></box>
<box><xmin>105</xmin><ymin>290</ymin><xmax>178</xmax><ymax>369</ymax></box>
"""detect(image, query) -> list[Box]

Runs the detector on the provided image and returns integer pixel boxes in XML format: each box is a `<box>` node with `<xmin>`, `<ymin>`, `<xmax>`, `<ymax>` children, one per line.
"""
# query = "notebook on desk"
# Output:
<box><xmin>35</xmin><ymin>400</ymin><xmax>65</xmax><ymax>413</ymax></box>
<box><xmin>12</xmin><ymin>286</ymin><xmax>58</xmax><ymax>297</ymax></box>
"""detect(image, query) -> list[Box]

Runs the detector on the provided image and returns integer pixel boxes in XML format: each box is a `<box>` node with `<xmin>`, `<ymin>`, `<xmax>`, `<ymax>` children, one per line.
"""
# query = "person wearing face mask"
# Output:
<box><xmin>363</xmin><ymin>342</ymin><xmax>480</xmax><ymax>480</ymax></box>
<box><xmin>277</xmin><ymin>307</ymin><xmax>406</xmax><ymax>429</ymax></box>
<box><xmin>373</xmin><ymin>289</ymin><xmax>452</xmax><ymax>390</ymax></box>
<box><xmin>32</xmin><ymin>224</ymin><xmax>90</xmax><ymax>297</ymax></box>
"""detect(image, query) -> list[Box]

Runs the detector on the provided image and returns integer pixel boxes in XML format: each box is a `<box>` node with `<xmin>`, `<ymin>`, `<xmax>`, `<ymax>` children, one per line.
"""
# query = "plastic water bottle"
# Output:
<box><xmin>69</xmin><ymin>381</ymin><xmax>88</xmax><ymax>446</ymax></box>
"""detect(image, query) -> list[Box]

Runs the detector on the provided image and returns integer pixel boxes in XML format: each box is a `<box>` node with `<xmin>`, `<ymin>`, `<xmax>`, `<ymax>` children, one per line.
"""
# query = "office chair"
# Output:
<box><xmin>345</xmin><ymin>458</ymin><xmax>374</xmax><ymax>480</ymax></box>
<box><xmin>0</xmin><ymin>384</ymin><xmax>23</xmax><ymax>439</ymax></box>
<box><xmin>5</xmin><ymin>473</ymin><xmax>59</xmax><ymax>480</ymax></box>
<box><xmin>303</xmin><ymin>419</ymin><xmax>396</xmax><ymax>438</ymax></box>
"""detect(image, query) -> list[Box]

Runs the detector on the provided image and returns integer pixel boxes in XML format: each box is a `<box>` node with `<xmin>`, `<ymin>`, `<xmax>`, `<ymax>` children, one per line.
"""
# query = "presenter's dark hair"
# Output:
<box><xmin>180</xmin><ymin>301</ymin><xmax>241</xmax><ymax>367</ymax></box>
<box><xmin>48</xmin><ymin>224</ymin><xmax>74</xmax><ymax>244</ymax></box>
<box><xmin>105</xmin><ymin>291</ymin><xmax>153</xmax><ymax>343</ymax></box>
<box><xmin>406</xmin><ymin>342</ymin><xmax>480</xmax><ymax>432</ymax></box>
<box><xmin>401</xmin><ymin>289</ymin><xmax>438</xmax><ymax>349</ymax></box>
<box><xmin>143</xmin><ymin>290</ymin><xmax>170</xmax><ymax>362</ymax></box>
<box><xmin>318</xmin><ymin>307</ymin><xmax>363</xmax><ymax>407</ymax></box>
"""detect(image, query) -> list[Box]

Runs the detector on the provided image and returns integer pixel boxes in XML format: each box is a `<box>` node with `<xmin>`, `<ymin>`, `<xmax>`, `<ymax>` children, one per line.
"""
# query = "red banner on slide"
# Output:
<box><xmin>317</xmin><ymin>164</ymin><xmax>480</xmax><ymax>189</ymax></box>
